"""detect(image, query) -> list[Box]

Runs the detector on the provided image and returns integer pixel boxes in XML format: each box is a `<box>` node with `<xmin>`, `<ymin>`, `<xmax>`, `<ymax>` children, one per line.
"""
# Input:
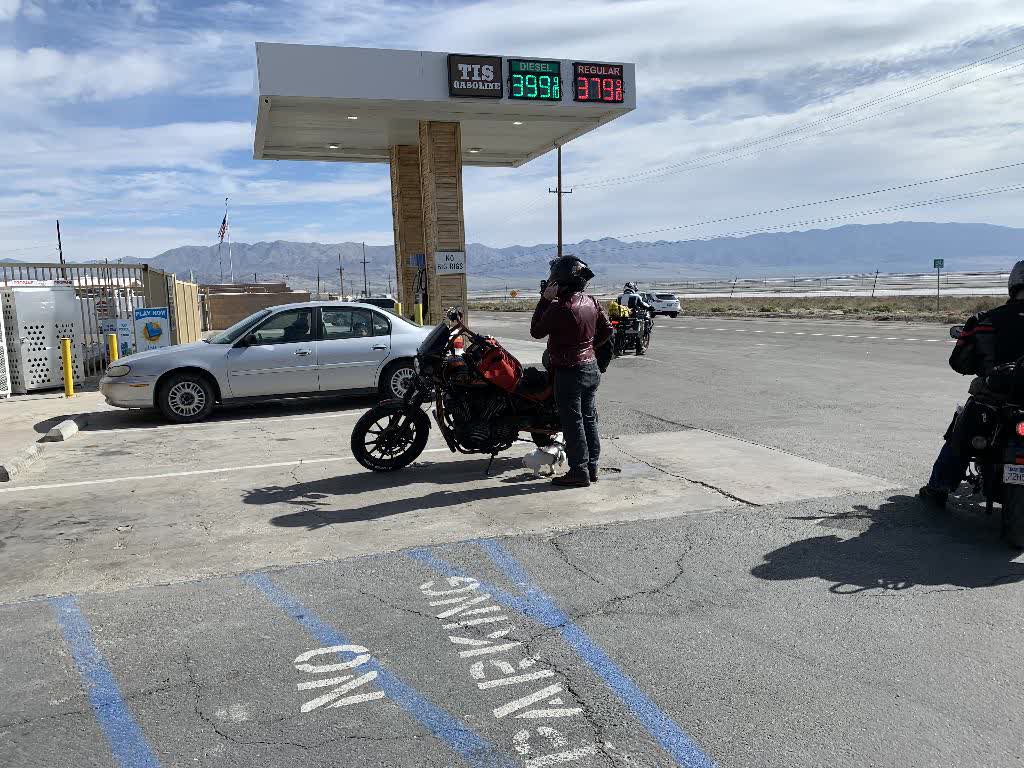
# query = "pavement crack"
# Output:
<box><xmin>612</xmin><ymin>441</ymin><xmax>761</xmax><ymax>507</ymax></box>
<box><xmin>546</xmin><ymin>533</ymin><xmax>613</xmax><ymax>589</ymax></box>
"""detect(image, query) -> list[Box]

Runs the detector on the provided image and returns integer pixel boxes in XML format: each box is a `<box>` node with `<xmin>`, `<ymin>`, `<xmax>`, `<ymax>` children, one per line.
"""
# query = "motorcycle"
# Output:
<box><xmin>611</xmin><ymin>305</ymin><xmax>653</xmax><ymax>356</ymax></box>
<box><xmin>350</xmin><ymin>309</ymin><xmax>562</xmax><ymax>472</ymax></box>
<box><xmin>946</xmin><ymin>324</ymin><xmax>1024</xmax><ymax>547</ymax></box>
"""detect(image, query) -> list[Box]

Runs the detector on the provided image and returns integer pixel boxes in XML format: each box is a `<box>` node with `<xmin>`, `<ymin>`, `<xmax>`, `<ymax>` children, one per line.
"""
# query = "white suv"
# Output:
<box><xmin>641</xmin><ymin>292</ymin><xmax>681</xmax><ymax>318</ymax></box>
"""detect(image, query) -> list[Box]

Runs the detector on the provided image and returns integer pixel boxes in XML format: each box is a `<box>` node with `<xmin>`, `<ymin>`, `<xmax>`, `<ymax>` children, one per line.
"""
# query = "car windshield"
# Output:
<box><xmin>418</xmin><ymin>321</ymin><xmax>451</xmax><ymax>356</ymax></box>
<box><xmin>206</xmin><ymin>309</ymin><xmax>272</xmax><ymax>344</ymax></box>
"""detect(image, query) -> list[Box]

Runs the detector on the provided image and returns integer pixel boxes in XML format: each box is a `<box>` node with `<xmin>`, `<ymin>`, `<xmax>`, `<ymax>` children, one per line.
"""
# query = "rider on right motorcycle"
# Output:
<box><xmin>919</xmin><ymin>260</ymin><xmax>1024</xmax><ymax>507</ymax></box>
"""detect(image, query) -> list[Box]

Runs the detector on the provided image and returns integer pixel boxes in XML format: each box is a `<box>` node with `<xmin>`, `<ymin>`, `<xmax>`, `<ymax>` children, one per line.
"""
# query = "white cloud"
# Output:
<box><xmin>0</xmin><ymin>47</ymin><xmax>176</xmax><ymax>102</ymax></box>
<box><xmin>0</xmin><ymin>0</ymin><xmax>19</xmax><ymax>21</ymax></box>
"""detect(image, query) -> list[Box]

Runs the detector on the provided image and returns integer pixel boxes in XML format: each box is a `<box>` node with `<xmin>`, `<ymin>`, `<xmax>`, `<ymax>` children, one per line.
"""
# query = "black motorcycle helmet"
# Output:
<box><xmin>547</xmin><ymin>255</ymin><xmax>594</xmax><ymax>293</ymax></box>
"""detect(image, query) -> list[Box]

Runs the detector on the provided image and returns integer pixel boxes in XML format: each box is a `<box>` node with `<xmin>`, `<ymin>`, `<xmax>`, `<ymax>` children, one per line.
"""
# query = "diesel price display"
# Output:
<box><xmin>508</xmin><ymin>59</ymin><xmax>561</xmax><ymax>101</ymax></box>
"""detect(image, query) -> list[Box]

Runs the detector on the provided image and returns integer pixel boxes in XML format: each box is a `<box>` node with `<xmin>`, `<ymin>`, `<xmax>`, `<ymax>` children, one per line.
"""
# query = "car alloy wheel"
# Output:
<box><xmin>389</xmin><ymin>365</ymin><xmax>416</xmax><ymax>398</ymax></box>
<box><xmin>167</xmin><ymin>380</ymin><xmax>207</xmax><ymax>418</ymax></box>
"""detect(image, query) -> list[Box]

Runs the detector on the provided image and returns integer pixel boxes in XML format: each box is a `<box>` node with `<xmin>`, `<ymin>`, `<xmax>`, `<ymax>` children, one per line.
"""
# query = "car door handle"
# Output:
<box><xmin>372</xmin><ymin>344</ymin><xmax>388</xmax><ymax>350</ymax></box>
<box><xmin>294</xmin><ymin>349</ymin><xmax>312</xmax><ymax>356</ymax></box>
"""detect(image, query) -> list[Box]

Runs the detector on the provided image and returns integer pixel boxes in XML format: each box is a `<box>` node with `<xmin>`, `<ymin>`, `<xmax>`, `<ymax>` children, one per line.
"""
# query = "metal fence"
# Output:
<box><xmin>0</xmin><ymin>262</ymin><xmax>202</xmax><ymax>377</ymax></box>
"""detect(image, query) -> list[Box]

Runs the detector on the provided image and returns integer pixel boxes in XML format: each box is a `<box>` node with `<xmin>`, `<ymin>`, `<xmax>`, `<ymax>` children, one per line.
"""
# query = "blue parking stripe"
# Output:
<box><xmin>407</xmin><ymin>543</ymin><xmax>718</xmax><ymax>768</ymax></box>
<box><xmin>50</xmin><ymin>596</ymin><xmax>160</xmax><ymax>768</ymax></box>
<box><xmin>241</xmin><ymin>572</ymin><xmax>516</xmax><ymax>768</ymax></box>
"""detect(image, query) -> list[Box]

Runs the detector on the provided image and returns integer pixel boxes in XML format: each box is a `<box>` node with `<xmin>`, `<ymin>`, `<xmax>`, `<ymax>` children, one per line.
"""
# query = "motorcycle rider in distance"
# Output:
<box><xmin>531</xmin><ymin>256</ymin><xmax>613</xmax><ymax>487</ymax></box>
<box><xmin>920</xmin><ymin>260</ymin><xmax>1024</xmax><ymax>507</ymax></box>
<box><xmin>619</xmin><ymin>281</ymin><xmax>652</xmax><ymax>313</ymax></box>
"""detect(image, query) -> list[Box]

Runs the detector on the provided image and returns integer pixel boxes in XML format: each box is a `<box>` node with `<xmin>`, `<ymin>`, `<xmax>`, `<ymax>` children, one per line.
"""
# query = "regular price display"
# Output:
<box><xmin>508</xmin><ymin>59</ymin><xmax>561</xmax><ymax>101</ymax></box>
<box><xmin>573</xmin><ymin>62</ymin><xmax>624</xmax><ymax>103</ymax></box>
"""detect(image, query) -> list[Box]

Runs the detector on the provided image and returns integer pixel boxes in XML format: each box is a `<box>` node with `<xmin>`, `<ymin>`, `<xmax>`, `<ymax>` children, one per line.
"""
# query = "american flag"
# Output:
<box><xmin>218</xmin><ymin>213</ymin><xmax>229</xmax><ymax>243</ymax></box>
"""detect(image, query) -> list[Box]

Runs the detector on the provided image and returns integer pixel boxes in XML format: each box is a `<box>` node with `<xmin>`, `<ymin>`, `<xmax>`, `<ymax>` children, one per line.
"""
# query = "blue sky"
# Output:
<box><xmin>2</xmin><ymin>0</ymin><xmax>1023</xmax><ymax>263</ymax></box>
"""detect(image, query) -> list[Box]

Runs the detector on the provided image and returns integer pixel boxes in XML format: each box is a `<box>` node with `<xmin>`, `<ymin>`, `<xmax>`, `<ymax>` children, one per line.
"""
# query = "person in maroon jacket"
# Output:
<box><xmin>531</xmin><ymin>256</ymin><xmax>613</xmax><ymax>487</ymax></box>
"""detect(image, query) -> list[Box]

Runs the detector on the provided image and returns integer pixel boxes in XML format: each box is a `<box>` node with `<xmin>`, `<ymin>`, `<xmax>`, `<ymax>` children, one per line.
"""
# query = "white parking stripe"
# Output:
<box><xmin>0</xmin><ymin>448</ymin><xmax>453</xmax><ymax>494</ymax></box>
<box><xmin>91</xmin><ymin>410</ymin><xmax>366</xmax><ymax>435</ymax></box>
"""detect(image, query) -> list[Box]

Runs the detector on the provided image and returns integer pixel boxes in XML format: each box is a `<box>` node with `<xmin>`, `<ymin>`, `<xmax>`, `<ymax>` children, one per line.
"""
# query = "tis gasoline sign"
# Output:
<box><xmin>448</xmin><ymin>54</ymin><xmax>502</xmax><ymax>98</ymax></box>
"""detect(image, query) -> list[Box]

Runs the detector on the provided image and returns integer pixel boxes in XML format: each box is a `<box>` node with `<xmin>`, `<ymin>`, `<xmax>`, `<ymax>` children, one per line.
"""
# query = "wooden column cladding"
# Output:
<box><xmin>418</xmin><ymin>120</ymin><xmax>467</xmax><ymax>324</ymax></box>
<box><xmin>388</xmin><ymin>144</ymin><xmax>425</xmax><ymax>320</ymax></box>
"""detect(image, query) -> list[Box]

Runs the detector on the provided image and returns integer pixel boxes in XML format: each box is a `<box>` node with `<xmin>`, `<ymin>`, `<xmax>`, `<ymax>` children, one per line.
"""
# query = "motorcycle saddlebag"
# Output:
<box><xmin>478</xmin><ymin>341</ymin><xmax>523</xmax><ymax>393</ymax></box>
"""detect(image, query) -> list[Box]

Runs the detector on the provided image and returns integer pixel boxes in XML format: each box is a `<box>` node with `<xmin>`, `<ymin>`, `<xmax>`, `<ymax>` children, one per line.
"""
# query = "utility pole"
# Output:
<box><xmin>338</xmin><ymin>253</ymin><xmax>345</xmax><ymax>297</ymax></box>
<box><xmin>548</xmin><ymin>144</ymin><xmax>572</xmax><ymax>258</ymax></box>
<box><xmin>361</xmin><ymin>242</ymin><xmax>369</xmax><ymax>297</ymax></box>
<box><xmin>316</xmin><ymin>266</ymin><xmax>321</xmax><ymax>296</ymax></box>
<box><xmin>387</xmin><ymin>272</ymin><xmax>393</xmax><ymax>296</ymax></box>
<box><xmin>871</xmin><ymin>269</ymin><xmax>879</xmax><ymax>298</ymax></box>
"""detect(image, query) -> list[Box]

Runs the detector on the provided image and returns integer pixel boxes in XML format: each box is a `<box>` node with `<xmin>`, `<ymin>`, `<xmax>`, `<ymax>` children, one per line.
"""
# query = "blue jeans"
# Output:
<box><xmin>927</xmin><ymin>410</ymin><xmax>971</xmax><ymax>492</ymax></box>
<box><xmin>553</xmin><ymin>362</ymin><xmax>601</xmax><ymax>475</ymax></box>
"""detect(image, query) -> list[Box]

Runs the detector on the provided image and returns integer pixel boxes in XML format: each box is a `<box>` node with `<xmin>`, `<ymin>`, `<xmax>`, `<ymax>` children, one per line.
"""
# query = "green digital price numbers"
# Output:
<box><xmin>508</xmin><ymin>59</ymin><xmax>561</xmax><ymax>101</ymax></box>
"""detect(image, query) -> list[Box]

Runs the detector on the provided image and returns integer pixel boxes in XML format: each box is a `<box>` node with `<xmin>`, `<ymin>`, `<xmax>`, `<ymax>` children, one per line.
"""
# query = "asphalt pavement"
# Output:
<box><xmin>2</xmin><ymin>311</ymin><xmax>1022</xmax><ymax>768</ymax></box>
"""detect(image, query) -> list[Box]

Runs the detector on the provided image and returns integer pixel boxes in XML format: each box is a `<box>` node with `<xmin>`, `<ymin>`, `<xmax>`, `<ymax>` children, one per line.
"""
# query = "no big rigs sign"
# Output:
<box><xmin>447</xmin><ymin>54</ymin><xmax>502</xmax><ymax>98</ymax></box>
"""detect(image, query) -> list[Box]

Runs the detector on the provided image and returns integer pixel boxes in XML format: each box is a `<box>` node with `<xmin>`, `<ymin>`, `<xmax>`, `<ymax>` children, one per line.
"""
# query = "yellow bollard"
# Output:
<box><xmin>106</xmin><ymin>332</ymin><xmax>119</xmax><ymax>363</ymax></box>
<box><xmin>414</xmin><ymin>303</ymin><xmax>423</xmax><ymax>326</ymax></box>
<box><xmin>395</xmin><ymin>301</ymin><xmax>403</xmax><ymax>318</ymax></box>
<box><xmin>60</xmin><ymin>337</ymin><xmax>74</xmax><ymax>398</ymax></box>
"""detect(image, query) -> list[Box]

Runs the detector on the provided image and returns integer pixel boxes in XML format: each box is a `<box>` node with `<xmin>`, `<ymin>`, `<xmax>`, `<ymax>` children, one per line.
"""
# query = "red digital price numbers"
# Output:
<box><xmin>573</xmin><ymin>62</ymin><xmax>624</xmax><ymax>103</ymax></box>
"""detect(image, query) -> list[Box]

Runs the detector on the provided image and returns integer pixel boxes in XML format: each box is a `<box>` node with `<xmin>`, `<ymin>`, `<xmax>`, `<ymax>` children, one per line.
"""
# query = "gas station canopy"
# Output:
<box><xmin>254</xmin><ymin>43</ymin><xmax>636</xmax><ymax>167</ymax></box>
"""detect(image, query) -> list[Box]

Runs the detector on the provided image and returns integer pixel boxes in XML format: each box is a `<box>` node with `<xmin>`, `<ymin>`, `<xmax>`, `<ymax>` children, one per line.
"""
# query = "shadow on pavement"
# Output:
<box><xmin>33</xmin><ymin>395</ymin><xmax>378</xmax><ymax>434</ymax></box>
<box><xmin>244</xmin><ymin>456</ymin><xmax>562</xmax><ymax>529</ymax></box>
<box><xmin>752</xmin><ymin>493</ymin><xmax>1024</xmax><ymax>593</ymax></box>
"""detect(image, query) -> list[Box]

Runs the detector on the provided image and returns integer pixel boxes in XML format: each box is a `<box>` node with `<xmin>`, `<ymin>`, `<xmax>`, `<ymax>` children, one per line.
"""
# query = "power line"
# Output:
<box><xmin>545</xmin><ymin>182</ymin><xmax>1024</xmax><ymax>260</ymax></box>
<box><xmin>0</xmin><ymin>244</ymin><xmax>55</xmax><ymax>257</ymax></box>
<box><xmin>576</xmin><ymin>45</ymin><xmax>1024</xmax><ymax>189</ymax></box>
<box><xmin>609</xmin><ymin>159</ymin><xmax>1024</xmax><ymax>240</ymax></box>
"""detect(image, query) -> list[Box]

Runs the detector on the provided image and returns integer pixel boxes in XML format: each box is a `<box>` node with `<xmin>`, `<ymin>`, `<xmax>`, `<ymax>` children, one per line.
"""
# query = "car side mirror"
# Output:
<box><xmin>950</xmin><ymin>325</ymin><xmax>964</xmax><ymax>340</ymax></box>
<box><xmin>240</xmin><ymin>333</ymin><xmax>259</xmax><ymax>347</ymax></box>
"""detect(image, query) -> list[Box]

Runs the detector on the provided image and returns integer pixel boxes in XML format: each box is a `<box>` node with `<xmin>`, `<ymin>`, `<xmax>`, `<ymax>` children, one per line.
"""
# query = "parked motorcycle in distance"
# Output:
<box><xmin>611</xmin><ymin>305</ymin><xmax>653</xmax><ymax>356</ymax></box>
<box><xmin>945</xmin><ymin>324</ymin><xmax>1024</xmax><ymax>547</ymax></box>
<box><xmin>350</xmin><ymin>308</ymin><xmax>562</xmax><ymax>472</ymax></box>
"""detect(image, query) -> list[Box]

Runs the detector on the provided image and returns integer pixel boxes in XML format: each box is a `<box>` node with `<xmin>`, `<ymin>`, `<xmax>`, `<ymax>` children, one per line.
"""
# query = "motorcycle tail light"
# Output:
<box><xmin>1016</xmin><ymin>422</ymin><xmax>1024</xmax><ymax>437</ymax></box>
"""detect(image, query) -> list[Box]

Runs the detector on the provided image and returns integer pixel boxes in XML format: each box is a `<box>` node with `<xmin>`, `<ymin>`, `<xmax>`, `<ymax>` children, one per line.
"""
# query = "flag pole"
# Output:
<box><xmin>227</xmin><ymin>198</ymin><xmax>234</xmax><ymax>284</ymax></box>
<box><xmin>217</xmin><ymin>197</ymin><xmax>228</xmax><ymax>283</ymax></box>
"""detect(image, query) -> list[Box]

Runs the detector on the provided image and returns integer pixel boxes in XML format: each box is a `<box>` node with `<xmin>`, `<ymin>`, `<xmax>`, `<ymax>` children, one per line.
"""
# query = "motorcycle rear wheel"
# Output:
<box><xmin>351</xmin><ymin>401</ymin><xmax>430</xmax><ymax>472</ymax></box>
<box><xmin>1003</xmin><ymin>484</ymin><xmax>1024</xmax><ymax>548</ymax></box>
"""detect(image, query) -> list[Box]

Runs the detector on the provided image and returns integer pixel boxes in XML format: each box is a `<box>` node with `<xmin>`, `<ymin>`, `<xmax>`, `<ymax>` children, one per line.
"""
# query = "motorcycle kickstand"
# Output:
<box><xmin>485</xmin><ymin>453</ymin><xmax>497</xmax><ymax>477</ymax></box>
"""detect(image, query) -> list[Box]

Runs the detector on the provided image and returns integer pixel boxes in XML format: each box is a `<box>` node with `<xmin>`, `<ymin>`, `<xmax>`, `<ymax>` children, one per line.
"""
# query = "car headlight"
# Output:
<box><xmin>106</xmin><ymin>364</ymin><xmax>131</xmax><ymax>377</ymax></box>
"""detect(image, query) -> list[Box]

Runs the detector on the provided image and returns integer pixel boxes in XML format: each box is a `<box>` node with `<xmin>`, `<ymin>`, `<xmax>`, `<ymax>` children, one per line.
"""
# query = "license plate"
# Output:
<box><xmin>1003</xmin><ymin>464</ymin><xmax>1024</xmax><ymax>485</ymax></box>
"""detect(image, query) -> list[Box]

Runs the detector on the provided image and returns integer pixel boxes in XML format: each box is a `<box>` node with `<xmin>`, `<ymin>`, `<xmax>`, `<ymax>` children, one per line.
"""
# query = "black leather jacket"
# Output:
<box><xmin>960</xmin><ymin>298</ymin><xmax>1024</xmax><ymax>396</ymax></box>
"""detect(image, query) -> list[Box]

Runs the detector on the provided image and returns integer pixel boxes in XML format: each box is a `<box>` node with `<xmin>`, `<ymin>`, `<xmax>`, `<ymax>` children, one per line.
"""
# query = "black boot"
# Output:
<box><xmin>918</xmin><ymin>485</ymin><xmax>948</xmax><ymax>508</ymax></box>
<box><xmin>553</xmin><ymin>471</ymin><xmax>590</xmax><ymax>488</ymax></box>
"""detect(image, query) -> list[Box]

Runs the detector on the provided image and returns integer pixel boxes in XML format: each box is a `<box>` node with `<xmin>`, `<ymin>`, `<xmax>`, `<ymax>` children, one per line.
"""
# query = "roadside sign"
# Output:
<box><xmin>99</xmin><ymin>318</ymin><xmax>135</xmax><ymax>357</ymax></box>
<box><xmin>933</xmin><ymin>259</ymin><xmax>945</xmax><ymax>269</ymax></box>
<box><xmin>134</xmin><ymin>307</ymin><xmax>170</xmax><ymax>351</ymax></box>
<box><xmin>435</xmin><ymin>251</ymin><xmax>466</xmax><ymax>275</ymax></box>
<box><xmin>509</xmin><ymin>289</ymin><xmax>519</xmax><ymax>298</ymax></box>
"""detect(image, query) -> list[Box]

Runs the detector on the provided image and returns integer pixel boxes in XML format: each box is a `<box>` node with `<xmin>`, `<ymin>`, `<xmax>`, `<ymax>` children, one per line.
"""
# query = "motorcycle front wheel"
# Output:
<box><xmin>351</xmin><ymin>401</ymin><xmax>430</xmax><ymax>472</ymax></box>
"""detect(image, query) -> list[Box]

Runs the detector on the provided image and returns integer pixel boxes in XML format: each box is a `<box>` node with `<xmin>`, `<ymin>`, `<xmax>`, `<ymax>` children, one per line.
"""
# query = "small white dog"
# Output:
<box><xmin>523</xmin><ymin>437</ymin><xmax>567</xmax><ymax>477</ymax></box>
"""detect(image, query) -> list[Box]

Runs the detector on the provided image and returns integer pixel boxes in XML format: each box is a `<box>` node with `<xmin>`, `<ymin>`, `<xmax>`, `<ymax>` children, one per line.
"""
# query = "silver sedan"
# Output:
<box><xmin>100</xmin><ymin>302</ymin><xmax>430</xmax><ymax>422</ymax></box>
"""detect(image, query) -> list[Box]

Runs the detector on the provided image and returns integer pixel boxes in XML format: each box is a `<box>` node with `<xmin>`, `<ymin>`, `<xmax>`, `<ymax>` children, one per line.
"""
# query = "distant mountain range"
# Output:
<box><xmin>134</xmin><ymin>221</ymin><xmax>1024</xmax><ymax>291</ymax></box>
